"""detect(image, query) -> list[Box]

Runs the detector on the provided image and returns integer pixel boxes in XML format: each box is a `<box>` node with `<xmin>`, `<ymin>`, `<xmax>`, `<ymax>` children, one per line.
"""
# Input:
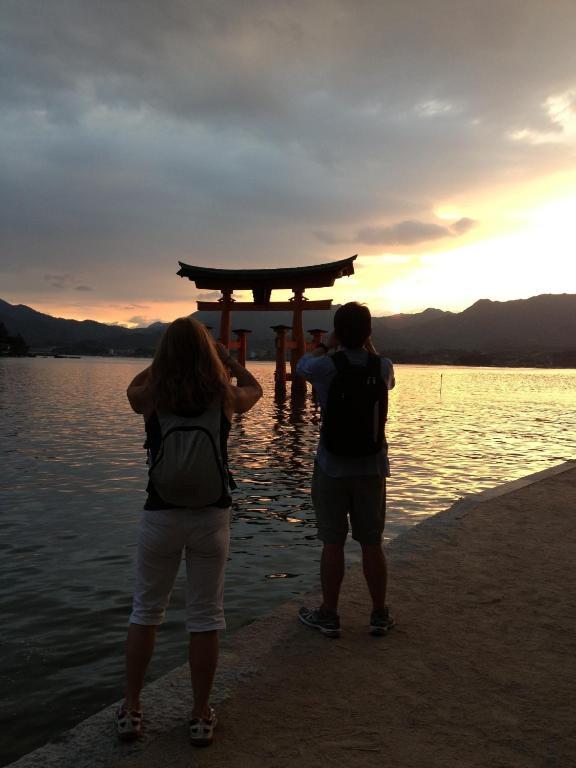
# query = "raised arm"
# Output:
<box><xmin>216</xmin><ymin>344</ymin><xmax>263</xmax><ymax>415</ymax></box>
<box><xmin>126</xmin><ymin>366</ymin><xmax>153</xmax><ymax>415</ymax></box>
<box><xmin>385</xmin><ymin>361</ymin><xmax>396</xmax><ymax>390</ymax></box>
<box><xmin>228</xmin><ymin>359</ymin><xmax>264</xmax><ymax>413</ymax></box>
<box><xmin>363</xmin><ymin>337</ymin><xmax>395</xmax><ymax>390</ymax></box>
<box><xmin>296</xmin><ymin>331</ymin><xmax>338</xmax><ymax>382</ymax></box>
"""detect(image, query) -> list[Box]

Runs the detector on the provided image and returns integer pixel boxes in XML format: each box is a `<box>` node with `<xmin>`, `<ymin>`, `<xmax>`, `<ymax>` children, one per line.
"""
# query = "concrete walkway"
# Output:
<box><xmin>9</xmin><ymin>462</ymin><xmax>576</xmax><ymax>768</ymax></box>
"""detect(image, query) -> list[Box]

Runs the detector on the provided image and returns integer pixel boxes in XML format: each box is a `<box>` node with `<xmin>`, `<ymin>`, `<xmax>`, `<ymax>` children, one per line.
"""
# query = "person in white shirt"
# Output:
<box><xmin>295</xmin><ymin>302</ymin><xmax>395</xmax><ymax>638</ymax></box>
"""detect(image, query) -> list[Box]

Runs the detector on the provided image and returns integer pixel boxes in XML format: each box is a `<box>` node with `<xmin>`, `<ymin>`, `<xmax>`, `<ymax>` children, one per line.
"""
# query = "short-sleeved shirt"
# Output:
<box><xmin>296</xmin><ymin>348</ymin><xmax>395</xmax><ymax>478</ymax></box>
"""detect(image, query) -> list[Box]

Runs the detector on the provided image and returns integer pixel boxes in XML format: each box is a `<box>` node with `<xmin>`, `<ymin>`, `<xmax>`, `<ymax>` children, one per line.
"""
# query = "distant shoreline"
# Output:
<box><xmin>3</xmin><ymin>353</ymin><xmax>576</xmax><ymax>370</ymax></box>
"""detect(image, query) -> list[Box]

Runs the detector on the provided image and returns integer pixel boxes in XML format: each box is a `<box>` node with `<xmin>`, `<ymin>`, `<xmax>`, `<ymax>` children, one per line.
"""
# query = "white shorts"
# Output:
<box><xmin>129</xmin><ymin>506</ymin><xmax>231</xmax><ymax>633</ymax></box>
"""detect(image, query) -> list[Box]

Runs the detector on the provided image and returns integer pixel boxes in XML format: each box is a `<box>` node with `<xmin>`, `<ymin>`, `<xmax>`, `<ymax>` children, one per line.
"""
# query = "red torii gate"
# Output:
<box><xmin>177</xmin><ymin>255</ymin><xmax>357</xmax><ymax>393</ymax></box>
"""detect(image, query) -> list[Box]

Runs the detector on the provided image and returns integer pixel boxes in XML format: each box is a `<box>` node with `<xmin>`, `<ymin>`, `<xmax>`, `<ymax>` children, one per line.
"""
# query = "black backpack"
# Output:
<box><xmin>321</xmin><ymin>351</ymin><xmax>388</xmax><ymax>457</ymax></box>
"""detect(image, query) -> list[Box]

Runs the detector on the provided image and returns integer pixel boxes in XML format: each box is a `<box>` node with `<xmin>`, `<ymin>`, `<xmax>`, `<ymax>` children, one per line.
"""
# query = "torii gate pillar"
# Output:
<box><xmin>233</xmin><ymin>328</ymin><xmax>251</xmax><ymax>366</ymax></box>
<box><xmin>289</xmin><ymin>289</ymin><xmax>307</xmax><ymax>394</ymax></box>
<box><xmin>218</xmin><ymin>289</ymin><xmax>234</xmax><ymax>347</ymax></box>
<box><xmin>271</xmin><ymin>325</ymin><xmax>291</xmax><ymax>396</ymax></box>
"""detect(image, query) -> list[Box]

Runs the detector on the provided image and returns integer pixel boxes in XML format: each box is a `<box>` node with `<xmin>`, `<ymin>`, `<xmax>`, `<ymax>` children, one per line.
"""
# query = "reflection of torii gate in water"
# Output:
<box><xmin>177</xmin><ymin>255</ymin><xmax>357</xmax><ymax>394</ymax></box>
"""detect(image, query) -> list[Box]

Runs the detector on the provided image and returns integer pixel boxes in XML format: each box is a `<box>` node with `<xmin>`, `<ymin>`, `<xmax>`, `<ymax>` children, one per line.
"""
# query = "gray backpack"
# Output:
<box><xmin>148</xmin><ymin>406</ymin><xmax>228</xmax><ymax>509</ymax></box>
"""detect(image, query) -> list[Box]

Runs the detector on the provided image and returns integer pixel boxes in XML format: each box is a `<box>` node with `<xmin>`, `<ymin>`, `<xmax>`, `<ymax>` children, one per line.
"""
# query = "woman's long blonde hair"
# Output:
<box><xmin>149</xmin><ymin>317</ymin><xmax>229</xmax><ymax>412</ymax></box>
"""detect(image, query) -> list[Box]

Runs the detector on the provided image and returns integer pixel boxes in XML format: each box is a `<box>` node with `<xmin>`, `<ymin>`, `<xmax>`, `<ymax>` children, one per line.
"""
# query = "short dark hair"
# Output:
<box><xmin>334</xmin><ymin>302</ymin><xmax>372</xmax><ymax>348</ymax></box>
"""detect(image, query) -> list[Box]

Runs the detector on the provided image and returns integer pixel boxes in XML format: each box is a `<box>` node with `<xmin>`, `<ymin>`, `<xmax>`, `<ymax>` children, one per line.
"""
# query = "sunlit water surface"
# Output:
<box><xmin>1</xmin><ymin>358</ymin><xmax>574</xmax><ymax>764</ymax></box>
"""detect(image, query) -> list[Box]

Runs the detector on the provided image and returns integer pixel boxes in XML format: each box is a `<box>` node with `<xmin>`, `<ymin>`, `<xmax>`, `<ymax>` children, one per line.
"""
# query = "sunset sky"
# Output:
<box><xmin>1</xmin><ymin>1</ymin><xmax>576</xmax><ymax>327</ymax></box>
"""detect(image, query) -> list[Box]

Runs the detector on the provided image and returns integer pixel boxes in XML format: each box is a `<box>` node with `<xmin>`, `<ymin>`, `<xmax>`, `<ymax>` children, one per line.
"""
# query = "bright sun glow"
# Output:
<box><xmin>26</xmin><ymin>177</ymin><xmax>576</xmax><ymax>324</ymax></box>
<box><xmin>336</xmin><ymin>181</ymin><xmax>576</xmax><ymax>315</ymax></box>
<box><xmin>433</xmin><ymin>205</ymin><xmax>463</xmax><ymax>221</ymax></box>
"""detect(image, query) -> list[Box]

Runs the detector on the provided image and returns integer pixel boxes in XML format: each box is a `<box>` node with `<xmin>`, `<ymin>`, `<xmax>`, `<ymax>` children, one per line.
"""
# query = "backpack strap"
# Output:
<box><xmin>366</xmin><ymin>352</ymin><xmax>382</xmax><ymax>379</ymax></box>
<box><xmin>330</xmin><ymin>350</ymin><xmax>351</xmax><ymax>373</ymax></box>
<box><xmin>220</xmin><ymin>407</ymin><xmax>237</xmax><ymax>491</ymax></box>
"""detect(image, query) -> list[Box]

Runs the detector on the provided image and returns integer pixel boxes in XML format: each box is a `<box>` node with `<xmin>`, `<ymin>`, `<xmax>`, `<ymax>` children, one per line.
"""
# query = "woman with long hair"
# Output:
<box><xmin>116</xmin><ymin>317</ymin><xmax>262</xmax><ymax>746</ymax></box>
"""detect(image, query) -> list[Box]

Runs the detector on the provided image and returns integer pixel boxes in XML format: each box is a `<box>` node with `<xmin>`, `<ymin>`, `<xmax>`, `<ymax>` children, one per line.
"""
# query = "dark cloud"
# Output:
<box><xmin>356</xmin><ymin>220</ymin><xmax>453</xmax><ymax>246</ymax></box>
<box><xmin>42</xmin><ymin>273</ymin><xmax>94</xmax><ymax>291</ymax></box>
<box><xmin>43</xmin><ymin>272</ymin><xmax>75</xmax><ymax>289</ymax></box>
<box><xmin>450</xmin><ymin>217</ymin><xmax>477</xmax><ymax>235</ymax></box>
<box><xmin>3</xmin><ymin>1</ymin><xmax>575</xmax><ymax>133</ymax></box>
<box><xmin>318</xmin><ymin>217</ymin><xmax>478</xmax><ymax>247</ymax></box>
<box><xmin>0</xmin><ymin>1</ymin><xmax>574</xmax><ymax>305</ymax></box>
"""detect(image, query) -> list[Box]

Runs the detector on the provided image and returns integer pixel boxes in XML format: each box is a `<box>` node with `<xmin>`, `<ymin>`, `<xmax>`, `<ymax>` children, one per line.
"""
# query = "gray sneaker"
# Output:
<box><xmin>298</xmin><ymin>606</ymin><xmax>341</xmax><ymax>638</ymax></box>
<box><xmin>370</xmin><ymin>607</ymin><xmax>395</xmax><ymax>636</ymax></box>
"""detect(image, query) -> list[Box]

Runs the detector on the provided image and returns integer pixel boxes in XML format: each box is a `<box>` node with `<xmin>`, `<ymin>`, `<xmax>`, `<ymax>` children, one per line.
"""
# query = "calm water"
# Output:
<box><xmin>1</xmin><ymin>358</ymin><xmax>575</xmax><ymax>764</ymax></box>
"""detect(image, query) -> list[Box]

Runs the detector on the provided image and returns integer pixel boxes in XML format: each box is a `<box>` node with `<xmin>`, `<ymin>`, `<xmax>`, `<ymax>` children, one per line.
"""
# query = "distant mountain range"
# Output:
<box><xmin>0</xmin><ymin>298</ymin><xmax>159</xmax><ymax>352</ymax></box>
<box><xmin>1</xmin><ymin>294</ymin><xmax>575</xmax><ymax>366</ymax></box>
<box><xmin>373</xmin><ymin>294</ymin><xmax>576</xmax><ymax>351</ymax></box>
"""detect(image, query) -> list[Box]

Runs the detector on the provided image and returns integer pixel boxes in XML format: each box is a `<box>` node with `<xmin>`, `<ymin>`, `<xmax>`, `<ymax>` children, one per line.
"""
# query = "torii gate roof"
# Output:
<box><xmin>177</xmin><ymin>255</ymin><xmax>356</xmax><ymax>291</ymax></box>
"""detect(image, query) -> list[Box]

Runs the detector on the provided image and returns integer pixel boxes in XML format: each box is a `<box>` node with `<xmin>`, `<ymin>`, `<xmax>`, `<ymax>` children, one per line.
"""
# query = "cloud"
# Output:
<box><xmin>360</xmin><ymin>217</ymin><xmax>478</xmax><ymax>245</ymax></box>
<box><xmin>196</xmin><ymin>291</ymin><xmax>223</xmax><ymax>301</ymax></box>
<box><xmin>318</xmin><ymin>217</ymin><xmax>478</xmax><ymax>247</ymax></box>
<box><xmin>125</xmin><ymin>315</ymin><xmax>163</xmax><ymax>328</ymax></box>
<box><xmin>315</xmin><ymin>231</ymin><xmax>349</xmax><ymax>246</ymax></box>
<box><xmin>0</xmin><ymin>1</ymin><xmax>574</xmax><ymax>313</ymax></box>
<box><xmin>44</xmin><ymin>273</ymin><xmax>75</xmax><ymax>289</ymax></box>
<box><xmin>43</xmin><ymin>273</ymin><xmax>95</xmax><ymax>291</ymax></box>
<box><xmin>450</xmin><ymin>217</ymin><xmax>477</xmax><ymax>235</ymax></box>
<box><xmin>3</xmin><ymin>1</ymin><xmax>574</xmax><ymax>136</ymax></box>
<box><xmin>127</xmin><ymin>315</ymin><xmax>150</xmax><ymax>327</ymax></box>
<box><xmin>356</xmin><ymin>220</ymin><xmax>454</xmax><ymax>246</ymax></box>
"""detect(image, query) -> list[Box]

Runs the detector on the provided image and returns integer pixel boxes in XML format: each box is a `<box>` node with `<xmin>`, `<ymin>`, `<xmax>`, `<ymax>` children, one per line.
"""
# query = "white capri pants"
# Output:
<box><xmin>129</xmin><ymin>506</ymin><xmax>231</xmax><ymax>633</ymax></box>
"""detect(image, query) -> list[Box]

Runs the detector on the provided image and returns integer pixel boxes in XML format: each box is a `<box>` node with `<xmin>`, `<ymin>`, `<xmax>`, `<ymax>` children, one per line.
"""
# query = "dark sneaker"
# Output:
<box><xmin>298</xmin><ymin>606</ymin><xmax>341</xmax><ymax>638</ymax></box>
<box><xmin>190</xmin><ymin>706</ymin><xmax>217</xmax><ymax>747</ymax></box>
<box><xmin>115</xmin><ymin>704</ymin><xmax>143</xmax><ymax>741</ymax></box>
<box><xmin>370</xmin><ymin>607</ymin><xmax>395</xmax><ymax>636</ymax></box>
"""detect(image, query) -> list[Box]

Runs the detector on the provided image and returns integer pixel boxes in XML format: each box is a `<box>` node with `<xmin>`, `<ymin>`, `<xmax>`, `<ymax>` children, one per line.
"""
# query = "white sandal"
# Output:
<box><xmin>189</xmin><ymin>706</ymin><xmax>217</xmax><ymax>747</ymax></box>
<box><xmin>115</xmin><ymin>703</ymin><xmax>143</xmax><ymax>741</ymax></box>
